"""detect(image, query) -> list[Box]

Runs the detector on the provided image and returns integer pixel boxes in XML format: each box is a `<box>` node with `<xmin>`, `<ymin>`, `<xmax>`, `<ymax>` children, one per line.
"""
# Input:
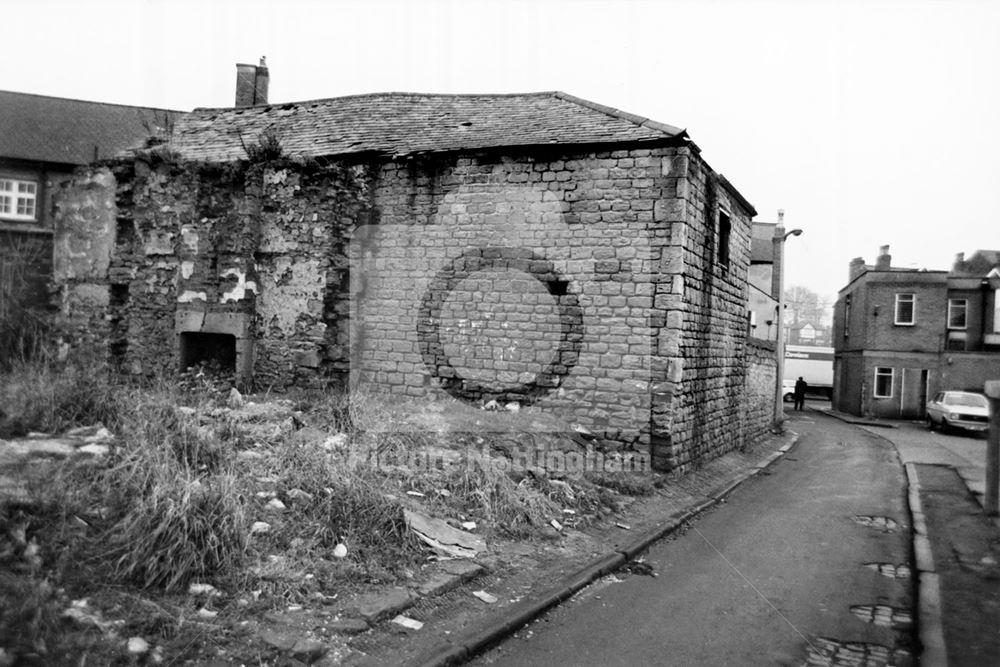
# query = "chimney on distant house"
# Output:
<box><xmin>235</xmin><ymin>57</ymin><xmax>269</xmax><ymax>107</ymax></box>
<box><xmin>874</xmin><ymin>245</ymin><xmax>891</xmax><ymax>271</ymax></box>
<box><xmin>954</xmin><ymin>252</ymin><xmax>966</xmax><ymax>271</ymax></box>
<box><xmin>849</xmin><ymin>257</ymin><xmax>866</xmax><ymax>281</ymax></box>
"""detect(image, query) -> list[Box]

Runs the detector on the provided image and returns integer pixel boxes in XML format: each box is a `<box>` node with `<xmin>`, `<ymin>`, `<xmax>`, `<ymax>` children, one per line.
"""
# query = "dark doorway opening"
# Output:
<box><xmin>179</xmin><ymin>332</ymin><xmax>236</xmax><ymax>373</ymax></box>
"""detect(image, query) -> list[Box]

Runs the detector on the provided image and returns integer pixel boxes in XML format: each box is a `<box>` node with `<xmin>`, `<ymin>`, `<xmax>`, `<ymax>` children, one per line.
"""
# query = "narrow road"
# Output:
<box><xmin>474</xmin><ymin>412</ymin><xmax>916</xmax><ymax>666</ymax></box>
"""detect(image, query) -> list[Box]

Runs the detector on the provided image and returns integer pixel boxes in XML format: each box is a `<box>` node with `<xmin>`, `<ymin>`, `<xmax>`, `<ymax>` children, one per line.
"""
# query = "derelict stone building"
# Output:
<box><xmin>53</xmin><ymin>87</ymin><xmax>774</xmax><ymax>471</ymax></box>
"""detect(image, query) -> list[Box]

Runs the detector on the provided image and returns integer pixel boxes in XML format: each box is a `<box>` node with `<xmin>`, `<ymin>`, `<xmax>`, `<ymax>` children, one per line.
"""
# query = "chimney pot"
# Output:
<box><xmin>955</xmin><ymin>252</ymin><xmax>965</xmax><ymax>268</ymax></box>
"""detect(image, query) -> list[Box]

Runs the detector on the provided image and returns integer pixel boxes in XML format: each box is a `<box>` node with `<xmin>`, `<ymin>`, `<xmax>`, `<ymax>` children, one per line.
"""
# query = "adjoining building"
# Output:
<box><xmin>52</xmin><ymin>63</ymin><xmax>776</xmax><ymax>472</ymax></box>
<box><xmin>0</xmin><ymin>90</ymin><xmax>180</xmax><ymax>356</ymax></box>
<box><xmin>832</xmin><ymin>245</ymin><xmax>1000</xmax><ymax>418</ymax></box>
<box><xmin>747</xmin><ymin>221</ymin><xmax>781</xmax><ymax>343</ymax></box>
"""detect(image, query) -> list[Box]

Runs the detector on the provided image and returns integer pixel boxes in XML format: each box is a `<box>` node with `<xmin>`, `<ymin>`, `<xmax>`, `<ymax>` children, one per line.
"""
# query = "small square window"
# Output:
<box><xmin>894</xmin><ymin>293</ymin><xmax>915</xmax><ymax>325</ymax></box>
<box><xmin>874</xmin><ymin>367</ymin><xmax>893</xmax><ymax>398</ymax></box>
<box><xmin>947</xmin><ymin>298</ymin><xmax>967</xmax><ymax>330</ymax></box>
<box><xmin>0</xmin><ymin>177</ymin><xmax>38</xmax><ymax>222</ymax></box>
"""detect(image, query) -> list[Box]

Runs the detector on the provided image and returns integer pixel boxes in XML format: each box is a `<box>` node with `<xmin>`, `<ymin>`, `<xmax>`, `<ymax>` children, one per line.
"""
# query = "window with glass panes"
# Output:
<box><xmin>0</xmin><ymin>178</ymin><xmax>38</xmax><ymax>221</ymax></box>
<box><xmin>947</xmin><ymin>298</ymin><xmax>967</xmax><ymax>330</ymax></box>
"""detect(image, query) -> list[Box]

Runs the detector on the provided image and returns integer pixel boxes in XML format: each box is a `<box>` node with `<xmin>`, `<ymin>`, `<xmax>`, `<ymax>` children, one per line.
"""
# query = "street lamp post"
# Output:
<box><xmin>773</xmin><ymin>211</ymin><xmax>802</xmax><ymax>432</ymax></box>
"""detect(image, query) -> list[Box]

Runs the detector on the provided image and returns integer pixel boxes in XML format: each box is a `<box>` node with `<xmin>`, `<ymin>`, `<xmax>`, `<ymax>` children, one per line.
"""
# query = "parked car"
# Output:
<box><xmin>783</xmin><ymin>379</ymin><xmax>796</xmax><ymax>403</ymax></box>
<box><xmin>926</xmin><ymin>391</ymin><xmax>990</xmax><ymax>433</ymax></box>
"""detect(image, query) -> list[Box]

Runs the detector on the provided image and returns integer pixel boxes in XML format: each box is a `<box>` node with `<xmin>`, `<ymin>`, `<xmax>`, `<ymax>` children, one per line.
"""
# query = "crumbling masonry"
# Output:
<box><xmin>53</xmin><ymin>92</ymin><xmax>775</xmax><ymax>471</ymax></box>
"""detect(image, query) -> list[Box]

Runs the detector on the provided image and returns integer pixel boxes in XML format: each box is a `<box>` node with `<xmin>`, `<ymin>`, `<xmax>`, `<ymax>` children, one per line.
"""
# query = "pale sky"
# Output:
<box><xmin>4</xmin><ymin>0</ymin><xmax>998</xmax><ymax>301</ymax></box>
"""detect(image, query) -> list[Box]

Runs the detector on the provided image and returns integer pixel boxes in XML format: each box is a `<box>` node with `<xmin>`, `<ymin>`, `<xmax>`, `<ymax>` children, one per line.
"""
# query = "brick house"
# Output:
<box><xmin>0</xmin><ymin>90</ymin><xmax>179</xmax><ymax>353</ymax></box>
<box><xmin>746</xmin><ymin>220</ymin><xmax>781</xmax><ymax>342</ymax></box>
<box><xmin>53</xmin><ymin>70</ymin><xmax>775</xmax><ymax>471</ymax></box>
<box><xmin>832</xmin><ymin>245</ymin><xmax>1000</xmax><ymax>418</ymax></box>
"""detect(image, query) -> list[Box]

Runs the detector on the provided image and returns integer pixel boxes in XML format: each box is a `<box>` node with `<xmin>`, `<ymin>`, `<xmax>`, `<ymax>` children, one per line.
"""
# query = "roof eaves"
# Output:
<box><xmin>551</xmin><ymin>91</ymin><xmax>686</xmax><ymax>137</ymax></box>
<box><xmin>718</xmin><ymin>174</ymin><xmax>757</xmax><ymax>218</ymax></box>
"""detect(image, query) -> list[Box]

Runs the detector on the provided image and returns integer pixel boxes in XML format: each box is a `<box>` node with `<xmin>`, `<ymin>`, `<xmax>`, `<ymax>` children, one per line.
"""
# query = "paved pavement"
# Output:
<box><xmin>856</xmin><ymin>418</ymin><xmax>990</xmax><ymax>509</ymax></box>
<box><xmin>839</xmin><ymin>411</ymin><xmax>1000</xmax><ymax>667</ymax></box>
<box><xmin>472</xmin><ymin>411</ymin><xmax>916</xmax><ymax>667</ymax></box>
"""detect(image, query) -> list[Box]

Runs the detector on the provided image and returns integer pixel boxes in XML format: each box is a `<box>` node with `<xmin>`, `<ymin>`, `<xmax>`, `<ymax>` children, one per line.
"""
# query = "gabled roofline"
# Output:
<box><xmin>189</xmin><ymin>90</ymin><xmax>691</xmax><ymax>141</ymax></box>
<box><xmin>0</xmin><ymin>88</ymin><xmax>183</xmax><ymax>114</ymax></box>
<box><xmin>717</xmin><ymin>174</ymin><xmax>757</xmax><ymax>218</ymax></box>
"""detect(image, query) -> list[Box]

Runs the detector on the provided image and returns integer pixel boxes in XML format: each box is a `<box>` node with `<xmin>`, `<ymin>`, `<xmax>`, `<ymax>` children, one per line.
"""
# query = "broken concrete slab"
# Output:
<box><xmin>414</xmin><ymin>560</ymin><xmax>485</xmax><ymax>597</ymax></box>
<box><xmin>324</xmin><ymin>618</ymin><xmax>370</xmax><ymax>635</ymax></box>
<box><xmin>404</xmin><ymin>509</ymin><xmax>485</xmax><ymax>559</ymax></box>
<box><xmin>350</xmin><ymin>588</ymin><xmax>415</xmax><ymax>623</ymax></box>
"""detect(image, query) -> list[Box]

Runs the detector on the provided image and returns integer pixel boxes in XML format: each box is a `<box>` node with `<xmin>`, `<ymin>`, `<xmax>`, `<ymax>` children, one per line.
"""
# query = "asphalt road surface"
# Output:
<box><xmin>473</xmin><ymin>412</ymin><xmax>916</xmax><ymax>666</ymax></box>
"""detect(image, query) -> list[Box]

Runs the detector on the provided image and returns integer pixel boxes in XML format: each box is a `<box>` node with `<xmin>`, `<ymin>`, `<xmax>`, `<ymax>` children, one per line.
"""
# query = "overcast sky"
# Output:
<box><xmin>4</xmin><ymin>0</ymin><xmax>998</xmax><ymax>301</ymax></box>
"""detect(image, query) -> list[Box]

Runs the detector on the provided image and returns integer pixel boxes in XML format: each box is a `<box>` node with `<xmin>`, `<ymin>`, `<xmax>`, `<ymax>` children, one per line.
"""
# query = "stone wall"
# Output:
<box><xmin>742</xmin><ymin>339</ymin><xmax>777</xmax><ymax>442</ymax></box>
<box><xmin>52</xmin><ymin>142</ymin><xmax>769</xmax><ymax>471</ymax></box>
<box><xmin>648</xmin><ymin>151</ymin><xmax>756</xmax><ymax>471</ymax></box>
<box><xmin>53</xmin><ymin>157</ymin><xmax>371</xmax><ymax>385</ymax></box>
<box><xmin>52</xmin><ymin>167</ymin><xmax>117</xmax><ymax>355</ymax></box>
<box><xmin>357</xmin><ymin>148</ymin><xmax>664</xmax><ymax>452</ymax></box>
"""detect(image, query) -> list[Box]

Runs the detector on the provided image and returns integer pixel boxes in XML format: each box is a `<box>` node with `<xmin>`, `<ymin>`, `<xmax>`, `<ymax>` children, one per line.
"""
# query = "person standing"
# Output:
<box><xmin>794</xmin><ymin>376</ymin><xmax>808</xmax><ymax>411</ymax></box>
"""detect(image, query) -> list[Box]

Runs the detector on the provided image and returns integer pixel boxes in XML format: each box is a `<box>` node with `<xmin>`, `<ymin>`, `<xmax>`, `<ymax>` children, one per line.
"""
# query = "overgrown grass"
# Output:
<box><xmin>1</xmin><ymin>361</ymin><xmax>649</xmax><ymax>650</ymax></box>
<box><xmin>0</xmin><ymin>359</ymin><xmax>120</xmax><ymax>438</ymax></box>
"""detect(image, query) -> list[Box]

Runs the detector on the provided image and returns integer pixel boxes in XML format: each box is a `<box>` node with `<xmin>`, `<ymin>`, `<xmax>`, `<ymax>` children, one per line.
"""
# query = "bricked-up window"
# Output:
<box><xmin>844</xmin><ymin>295</ymin><xmax>852</xmax><ymax>337</ymax></box>
<box><xmin>947</xmin><ymin>298</ymin><xmax>967</xmax><ymax>330</ymax></box>
<box><xmin>874</xmin><ymin>366</ymin><xmax>893</xmax><ymax>398</ymax></box>
<box><xmin>0</xmin><ymin>178</ymin><xmax>37</xmax><ymax>221</ymax></box>
<box><xmin>717</xmin><ymin>210</ymin><xmax>731</xmax><ymax>267</ymax></box>
<box><xmin>894</xmin><ymin>293</ymin><xmax>915</xmax><ymax>325</ymax></box>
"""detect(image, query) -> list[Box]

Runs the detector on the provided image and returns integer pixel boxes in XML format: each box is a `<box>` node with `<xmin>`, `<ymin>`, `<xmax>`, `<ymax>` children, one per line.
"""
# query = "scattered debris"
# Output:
<box><xmin>127</xmin><ymin>637</ymin><xmax>150</xmax><ymax>655</ymax></box>
<box><xmin>250</xmin><ymin>521</ymin><xmax>271</xmax><ymax>534</ymax></box>
<box><xmin>483</xmin><ymin>400</ymin><xmax>500</xmax><ymax>411</ymax></box>
<box><xmin>460</xmin><ymin>521</ymin><xmax>477</xmax><ymax>531</ymax></box>
<box><xmin>332</xmin><ymin>543</ymin><xmax>348</xmax><ymax>559</ymax></box>
<box><xmin>286</xmin><ymin>488</ymin><xmax>314</xmax><ymax>502</ymax></box>
<box><xmin>322</xmin><ymin>433</ymin><xmax>348</xmax><ymax>450</ymax></box>
<box><xmin>550</xmin><ymin>519</ymin><xmax>563</xmax><ymax>531</ymax></box>
<box><xmin>404</xmin><ymin>509</ymin><xmax>485</xmax><ymax>559</ymax></box>
<box><xmin>504</xmin><ymin>402</ymin><xmax>521</xmax><ymax>412</ymax></box>
<box><xmin>227</xmin><ymin>388</ymin><xmax>244</xmax><ymax>409</ymax></box>
<box><xmin>197</xmin><ymin>608</ymin><xmax>218</xmax><ymax>619</ymax></box>
<box><xmin>266</xmin><ymin>498</ymin><xmax>287</xmax><ymax>511</ymax></box>
<box><xmin>61</xmin><ymin>599</ymin><xmax>120</xmax><ymax>634</ymax></box>
<box><xmin>621</xmin><ymin>560</ymin><xmax>657</xmax><ymax>577</ymax></box>
<box><xmin>392</xmin><ymin>615</ymin><xmax>424</xmax><ymax>630</ymax></box>
<box><xmin>436</xmin><ymin>489</ymin><xmax>452</xmax><ymax>497</ymax></box>
<box><xmin>77</xmin><ymin>443</ymin><xmax>109</xmax><ymax>457</ymax></box>
<box><xmin>615</xmin><ymin>522</ymin><xmax>631</xmax><ymax>530</ymax></box>
<box><xmin>472</xmin><ymin>590</ymin><xmax>498</xmax><ymax>604</ymax></box>
<box><xmin>406</xmin><ymin>490</ymin><xmax>426</xmax><ymax>497</ymax></box>
<box><xmin>188</xmin><ymin>583</ymin><xmax>220</xmax><ymax>597</ymax></box>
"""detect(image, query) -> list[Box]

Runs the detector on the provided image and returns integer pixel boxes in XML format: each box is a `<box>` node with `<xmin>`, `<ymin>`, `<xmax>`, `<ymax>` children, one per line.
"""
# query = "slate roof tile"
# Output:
<box><xmin>0</xmin><ymin>90</ymin><xmax>182</xmax><ymax>166</ymax></box>
<box><xmin>168</xmin><ymin>91</ymin><xmax>689</xmax><ymax>162</ymax></box>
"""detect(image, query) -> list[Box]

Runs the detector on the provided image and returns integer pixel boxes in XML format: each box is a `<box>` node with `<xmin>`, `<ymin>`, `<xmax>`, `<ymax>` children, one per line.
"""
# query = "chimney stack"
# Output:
<box><xmin>849</xmin><ymin>257</ymin><xmax>866</xmax><ymax>281</ymax></box>
<box><xmin>235</xmin><ymin>57</ymin><xmax>269</xmax><ymax>107</ymax></box>
<box><xmin>954</xmin><ymin>252</ymin><xmax>965</xmax><ymax>270</ymax></box>
<box><xmin>875</xmin><ymin>245</ymin><xmax>891</xmax><ymax>271</ymax></box>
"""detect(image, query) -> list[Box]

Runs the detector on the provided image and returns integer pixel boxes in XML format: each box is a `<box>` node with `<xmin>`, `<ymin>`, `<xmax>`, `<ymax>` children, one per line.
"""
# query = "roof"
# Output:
<box><xmin>951</xmin><ymin>250</ymin><xmax>1000</xmax><ymax>277</ymax></box>
<box><xmin>0</xmin><ymin>90</ymin><xmax>182</xmax><ymax>166</ymax></box>
<box><xmin>167</xmin><ymin>91</ymin><xmax>691</xmax><ymax>162</ymax></box>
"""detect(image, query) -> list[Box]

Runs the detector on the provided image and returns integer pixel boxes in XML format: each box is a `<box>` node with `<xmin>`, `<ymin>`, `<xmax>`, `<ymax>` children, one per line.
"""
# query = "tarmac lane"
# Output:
<box><xmin>472</xmin><ymin>413</ymin><xmax>916</xmax><ymax>667</ymax></box>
